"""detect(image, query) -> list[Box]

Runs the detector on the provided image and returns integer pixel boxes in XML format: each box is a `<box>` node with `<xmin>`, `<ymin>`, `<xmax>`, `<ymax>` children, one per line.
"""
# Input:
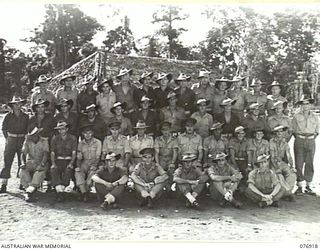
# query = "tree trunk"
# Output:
<box><xmin>0</xmin><ymin>39</ymin><xmax>7</xmax><ymax>98</ymax></box>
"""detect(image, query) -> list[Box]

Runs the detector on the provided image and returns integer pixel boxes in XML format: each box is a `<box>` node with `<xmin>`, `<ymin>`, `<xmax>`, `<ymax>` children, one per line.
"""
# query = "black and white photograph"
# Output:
<box><xmin>0</xmin><ymin>1</ymin><xmax>319</xmax><ymax>248</ymax></box>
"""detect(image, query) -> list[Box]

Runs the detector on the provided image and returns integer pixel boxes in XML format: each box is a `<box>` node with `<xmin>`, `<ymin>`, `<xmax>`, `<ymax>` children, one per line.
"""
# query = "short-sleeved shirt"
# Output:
<box><xmin>292</xmin><ymin>111</ymin><xmax>320</xmax><ymax>135</ymax></box>
<box><xmin>228</xmin><ymin>88</ymin><xmax>247</xmax><ymax>111</ymax></box>
<box><xmin>154</xmin><ymin>135</ymin><xmax>178</xmax><ymax>157</ymax></box>
<box><xmin>266</xmin><ymin>95</ymin><xmax>287</xmax><ymax>116</ymax></box>
<box><xmin>173</xmin><ymin>166</ymin><xmax>203</xmax><ymax>181</ymax></box>
<box><xmin>269</xmin><ymin>137</ymin><xmax>289</xmax><ymax>163</ymax></box>
<box><xmin>247</xmin><ymin>168</ymin><xmax>279</xmax><ymax>194</ymax></box>
<box><xmin>191</xmin><ymin>112</ymin><xmax>214</xmax><ymax>139</ymax></box>
<box><xmin>22</xmin><ymin>137</ymin><xmax>49</xmax><ymax>164</ymax></box>
<box><xmin>28</xmin><ymin>114</ymin><xmax>55</xmax><ymax>139</ymax></box>
<box><xmin>207</xmin><ymin>162</ymin><xmax>237</xmax><ymax>177</ymax></box>
<box><xmin>2</xmin><ymin>111</ymin><xmax>29</xmax><ymax>136</ymax></box>
<box><xmin>247</xmin><ymin>139</ymin><xmax>269</xmax><ymax>162</ymax></box>
<box><xmin>177</xmin><ymin>132</ymin><xmax>203</xmax><ymax>155</ymax></box>
<box><xmin>160</xmin><ymin>106</ymin><xmax>186</xmax><ymax>133</ymax></box>
<box><xmin>77</xmin><ymin>138</ymin><xmax>101</xmax><ymax>160</ymax></box>
<box><xmin>267</xmin><ymin>115</ymin><xmax>292</xmax><ymax>132</ymax></box>
<box><xmin>31</xmin><ymin>90</ymin><xmax>57</xmax><ymax>114</ymax></box>
<box><xmin>132</xmin><ymin>162</ymin><xmax>166</xmax><ymax>183</ymax></box>
<box><xmin>55</xmin><ymin>88</ymin><xmax>79</xmax><ymax>113</ymax></box>
<box><xmin>79</xmin><ymin>116</ymin><xmax>107</xmax><ymax>142</ymax></box>
<box><xmin>203</xmin><ymin>135</ymin><xmax>228</xmax><ymax>157</ymax></box>
<box><xmin>102</xmin><ymin>135</ymin><xmax>131</xmax><ymax>157</ymax></box>
<box><xmin>50</xmin><ymin>134</ymin><xmax>77</xmax><ymax>158</ymax></box>
<box><xmin>244</xmin><ymin>91</ymin><xmax>267</xmax><ymax>115</ymax></box>
<box><xmin>54</xmin><ymin>112</ymin><xmax>79</xmax><ymax>137</ymax></box>
<box><xmin>96</xmin><ymin>92</ymin><xmax>116</xmax><ymax>123</ymax></box>
<box><xmin>229</xmin><ymin>137</ymin><xmax>248</xmax><ymax>159</ymax></box>
<box><xmin>129</xmin><ymin>135</ymin><xmax>154</xmax><ymax>158</ymax></box>
<box><xmin>113</xmin><ymin>82</ymin><xmax>136</xmax><ymax>111</ymax></box>
<box><xmin>95</xmin><ymin>165</ymin><xmax>127</xmax><ymax>183</ymax></box>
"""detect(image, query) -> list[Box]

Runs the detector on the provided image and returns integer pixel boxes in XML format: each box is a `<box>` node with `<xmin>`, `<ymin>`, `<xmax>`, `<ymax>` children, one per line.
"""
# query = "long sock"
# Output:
<box><xmin>185</xmin><ymin>192</ymin><xmax>196</xmax><ymax>203</ymax></box>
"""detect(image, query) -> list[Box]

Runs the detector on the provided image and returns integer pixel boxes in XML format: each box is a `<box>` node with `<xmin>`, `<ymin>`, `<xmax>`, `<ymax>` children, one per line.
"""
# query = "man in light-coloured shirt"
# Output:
<box><xmin>191</xmin><ymin>99</ymin><xmax>213</xmax><ymax>139</ymax></box>
<box><xmin>292</xmin><ymin>96</ymin><xmax>319</xmax><ymax>195</ymax></box>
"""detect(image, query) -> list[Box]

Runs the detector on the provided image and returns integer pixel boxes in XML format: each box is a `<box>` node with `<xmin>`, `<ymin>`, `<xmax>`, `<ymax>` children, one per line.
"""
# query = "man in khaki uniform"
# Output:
<box><xmin>131</xmin><ymin>148</ymin><xmax>168</xmax><ymax>208</ymax></box>
<box><xmin>173</xmin><ymin>154</ymin><xmax>208</xmax><ymax>209</ymax></box>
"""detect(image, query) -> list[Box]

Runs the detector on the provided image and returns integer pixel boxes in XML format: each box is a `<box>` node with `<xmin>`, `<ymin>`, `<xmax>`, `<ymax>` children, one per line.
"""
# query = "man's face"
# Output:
<box><xmin>115</xmin><ymin>106</ymin><xmax>122</xmax><ymax>116</ymax></box>
<box><xmin>87</xmin><ymin>110</ymin><xmax>95</xmax><ymax>119</ymax></box>
<box><xmin>161</xmin><ymin>129</ymin><xmax>170</xmax><ymax>137</ymax></box>
<box><xmin>39</xmin><ymin>83</ymin><xmax>47</xmax><ymax>90</ymax></box>
<box><xmin>110</xmin><ymin>127</ymin><xmax>119</xmax><ymax>136</ymax></box>
<box><xmin>276</xmin><ymin>130</ymin><xmax>284</xmax><ymax>139</ymax></box>
<box><xmin>185</xmin><ymin>125</ymin><xmax>194</xmax><ymax>134</ymax></box>
<box><xmin>58</xmin><ymin>127</ymin><xmax>68</xmax><ymax>136</ymax></box>
<box><xmin>213</xmin><ymin>128</ymin><xmax>222</xmax><ymax>137</ymax></box>
<box><xmin>107</xmin><ymin>158</ymin><xmax>117</xmax><ymax>168</ymax></box>
<box><xmin>271</xmin><ymin>86</ymin><xmax>281</xmax><ymax>96</ymax></box>
<box><xmin>36</xmin><ymin>104</ymin><xmax>45</xmax><ymax>114</ymax></box>
<box><xmin>83</xmin><ymin>130</ymin><xmax>93</xmax><ymax>141</ymax></box>
<box><xmin>259</xmin><ymin>159</ymin><xmax>269</xmax><ymax>171</ymax></box>
<box><xmin>60</xmin><ymin>104</ymin><xmax>69</xmax><ymax>113</ymax></box>
<box><xmin>183</xmin><ymin>160</ymin><xmax>193</xmax><ymax>170</ymax></box>
<box><xmin>64</xmin><ymin>78</ymin><xmax>73</xmax><ymax>88</ymax></box>
<box><xmin>141</xmin><ymin>101</ymin><xmax>149</xmax><ymax>110</ymax></box>
<box><xmin>199</xmin><ymin>104</ymin><xmax>206</xmax><ymax>113</ymax></box>
<box><xmin>102</xmin><ymin>83</ymin><xmax>111</xmax><ymax>93</ymax></box>
<box><xmin>217</xmin><ymin>82</ymin><xmax>227</xmax><ymax>91</ymax></box>
<box><xmin>142</xmin><ymin>154</ymin><xmax>154</xmax><ymax>164</ymax></box>
<box><xmin>200</xmin><ymin>77</ymin><xmax>209</xmax><ymax>87</ymax></box>
<box><xmin>251</xmin><ymin>107</ymin><xmax>260</xmax><ymax>116</ymax></box>
<box><xmin>217</xmin><ymin>158</ymin><xmax>226</xmax><ymax>168</ymax></box>
<box><xmin>301</xmin><ymin>103</ymin><xmax>311</xmax><ymax>112</ymax></box>
<box><xmin>160</xmin><ymin>78</ymin><xmax>169</xmax><ymax>88</ymax></box>
<box><xmin>137</xmin><ymin>128</ymin><xmax>145</xmax><ymax>136</ymax></box>
<box><xmin>168</xmin><ymin>97</ymin><xmax>177</xmax><ymax>106</ymax></box>
<box><xmin>223</xmin><ymin>104</ymin><xmax>232</xmax><ymax>112</ymax></box>
<box><xmin>86</xmin><ymin>82</ymin><xmax>94</xmax><ymax>91</ymax></box>
<box><xmin>12</xmin><ymin>103</ymin><xmax>22</xmax><ymax>112</ymax></box>
<box><xmin>255</xmin><ymin>131</ymin><xmax>264</xmax><ymax>140</ymax></box>
<box><xmin>237</xmin><ymin>131</ymin><xmax>245</xmax><ymax>140</ymax></box>
<box><xmin>275</xmin><ymin>105</ymin><xmax>283</xmax><ymax>115</ymax></box>
<box><xmin>29</xmin><ymin>134</ymin><xmax>40</xmax><ymax>143</ymax></box>
<box><xmin>253</xmin><ymin>85</ymin><xmax>261</xmax><ymax>92</ymax></box>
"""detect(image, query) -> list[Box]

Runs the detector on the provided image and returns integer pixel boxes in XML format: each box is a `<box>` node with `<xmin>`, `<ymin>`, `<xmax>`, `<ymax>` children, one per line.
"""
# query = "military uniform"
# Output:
<box><xmin>176</xmin><ymin>87</ymin><xmax>196</xmax><ymax>114</ymax></box>
<box><xmin>192</xmin><ymin>84</ymin><xmax>215</xmax><ymax>105</ymax></box>
<box><xmin>241</xmin><ymin>116</ymin><xmax>269</xmax><ymax>138</ymax></box>
<box><xmin>211</xmin><ymin>90</ymin><xmax>228</xmax><ymax>116</ymax></box>
<box><xmin>190</xmin><ymin>111</ymin><xmax>213</xmax><ymax>139</ymax></box>
<box><xmin>266</xmin><ymin>95</ymin><xmax>287</xmax><ymax>117</ymax></box>
<box><xmin>79</xmin><ymin>116</ymin><xmax>107</xmax><ymax>142</ymax></box>
<box><xmin>160</xmin><ymin>106</ymin><xmax>186</xmax><ymax>133</ymax></box>
<box><xmin>102</xmin><ymin>135</ymin><xmax>131</xmax><ymax>160</ymax></box>
<box><xmin>111</xmin><ymin>115</ymin><xmax>133</xmax><ymax>136</ymax></box>
<box><xmin>203</xmin><ymin>135</ymin><xmax>228</xmax><ymax>159</ymax></box>
<box><xmin>0</xmin><ymin>111</ymin><xmax>29</xmax><ymax>182</ymax></box>
<box><xmin>129</xmin><ymin>135</ymin><xmax>154</xmax><ymax>166</ymax></box>
<box><xmin>177</xmin><ymin>132</ymin><xmax>203</xmax><ymax>158</ymax></box>
<box><xmin>54</xmin><ymin>112</ymin><xmax>79</xmax><ymax>137</ymax></box>
<box><xmin>269</xmin><ymin>137</ymin><xmax>296</xmax><ymax>194</ymax></box>
<box><xmin>130</xmin><ymin>109</ymin><xmax>159</xmax><ymax>136</ymax></box>
<box><xmin>77</xmin><ymin>89</ymin><xmax>98</xmax><ymax>114</ymax></box>
<box><xmin>267</xmin><ymin>114</ymin><xmax>292</xmax><ymax>140</ymax></box>
<box><xmin>20</xmin><ymin>137</ymin><xmax>49</xmax><ymax>190</ymax></box>
<box><xmin>228</xmin><ymin>137</ymin><xmax>249</xmax><ymax>176</ymax></box>
<box><xmin>55</xmin><ymin>88</ymin><xmax>79</xmax><ymax>114</ymax></box>
<box><xmin>244</xmin><ymin>91</ymin><xmax>267</xmax><ymax>116</ymax></box>
<box><xmin>31</xmin><ymin>89</ymin><xmax>57</xmax><ymax>114</ymax></box>
<box><xmin>96</xmin><ymin>92</ymin><xmax>116</xmax><ymax>124</ymax></box>
<box><xmin>113</xmin><ymin>82</ymin><xmax>137</xmax><ymax>111</ymax></box>
<box><xmin>247</xmin><ymin>138</ymin><xmax>269</xmax><ymax>166</ymax></box>
<box><xmin>28</xmin><ymin>114</ymin><xmax>55</xmax><ymax>140</ymax></box>
<box><xmin>228</xmin><ymin>87</ymin><xmax>247</xmax><ymax>120</ymax></box>
<box><xmin>75</xmin><ymin>138</ymin><xmax>102</xmax><ymax>193</ymax></box>
<box><xmin>153</xmin><ymin>86</ymin><xmax>173</xmax><ymax>109</ymax></box>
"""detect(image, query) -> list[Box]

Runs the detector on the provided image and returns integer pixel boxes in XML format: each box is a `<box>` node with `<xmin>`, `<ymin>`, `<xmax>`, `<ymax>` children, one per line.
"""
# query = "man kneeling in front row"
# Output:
<box><xmin>131</xmin><ymin>148</ymin><xmax>168</xmax><ymax>208</ymax></box>
<box><xmin>92</xmin><ymin>152</ymin><xmax>128</xmax><ymax>210</ymax></box>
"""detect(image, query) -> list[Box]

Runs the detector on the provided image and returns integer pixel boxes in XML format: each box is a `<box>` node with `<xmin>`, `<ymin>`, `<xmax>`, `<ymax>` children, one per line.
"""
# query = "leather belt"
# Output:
<box><xmin>8</xmin><ymin>133</ymin><xmax>25</xmax><ymax>138</ymax></box>
<box><xmin>297</xmin><ymin>135</ymin><xmax>315</xmax><ymax>140</ymax></box>
<box><xmin>57</xmin><ymin>156</ymin><xmax>72</xmax><ymax>160</ymax></box>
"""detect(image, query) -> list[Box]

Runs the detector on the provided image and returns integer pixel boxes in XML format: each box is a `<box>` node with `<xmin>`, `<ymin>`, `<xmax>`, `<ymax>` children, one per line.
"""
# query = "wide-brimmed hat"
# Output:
<box><xmin>256</xmin><ymin>154</ymin><xmax>270</xmax><ymax>163</ymax></box>
<box><xmin>28</xmin><ymin>127</ymin><xmax>43</xmax><ymax>136</ymax></box>
<box><xmin>60</xmin><ymin>74</ymin><xmax>76</xmax><ymax>84</ymax></box>
<box><xmin>110</xmin><ymin>102</ymin><xmax>127</xmax><ymax>114</ymax></box>
<box><xmin>198</xmin><ymin>69</ymin><xmax>211</xmax><ymax>79</ymax></box>
<box><xmin>31</xmin><ymin>98</ymin><xmax>49</xmax><ymax>112</ymax></box>
<box><xmin>210</xmin><ymin>152</ymin><xmax>228</xmax><ymax>161</ymax></box>
<box><xmin>234</xmin><ymin>126</ymin><xmax>246</xmax><ymax>134</ymax></box>
<box><xmin>183</xmin><ymin>117</ymin><xmax>197</xmax><ymax>127</ymax></box>
<box><xmin>175</xmin><ymin>73</ymin><xmax>191</xmax><ymax>82</ymax></box>
<box><xmin>249</xmin><ymin>79</ymin><xmax>265</xmax><ymax>87</ymax></box>
<box><xmin>271</xmin><ymin>100</ymin><xmax>286</xmax><ymax>110</ymax></box>
<box><xmin>140</xmin><ymin>96</ymin><xmax>153</xmax><ymax>103</ymax></box>
<box><xmin>220</xmin><ymin>98</ymin><xmax>236</xmax><ymax>106</ymax></box>
<box><xmin>97</xmin><ymin>78</ymin><xmax>113</xmax><ymax>93</ymax></box>
<box><xmin>167</xmin><ymin>91</ymin><xmax>178</xmax><ymax>100</ymax></box>
<box><xmin>215</xmin><ymin>77</ymin><xmax>233</xmax><ymax>89</ymax></box>
<box><xmin>134</xmin><ymin>120</ymin><xmax>149</xmax><ymax>129</ymax></box>
<box><xmin>84</xmin><ymin>104</ymin><xmax>98</xmax><ymax>113</ymax></box>
<box><xmin>139</xmin><ymin>71</ymin><xmax>154</xmax><ymax>83</ymax></box>
<box><xmin>231</xmin><ymin>75</ymin><xmax>247</xmax><ymax>82</ymax></box>
<box><xmin>8</xmin><ymin>96</ymin><xmax>26</xmax><ymax>106</ymax></box>
<box><xmin>139</xmin><ymin>147</ymin><xmax>155</xmax><ymax>156</ymax></box>
<box><xmin>35</xmin><ymin>75</ymin><xmax>51</xmax><ymax>86</ymax></box>
<box><xmin>56</xmin><ymin>98</ymin><xmax>74</xmax><ymax>111</ymax></box>
<box><xmin>252</xmin><ymin>126</ymin><xmax>265</xmax><ymax>133</ymax></box>
<box><xmin>54</xmin><ymin>121</ymin><xmax>70</xmax><ymax>130</ymax></box>
<box><xmin>267</xmin><ymin>81</ymin><xmax>284</xmax><ymax>91</ymax></box>
<box><xmin>196</xmin><ymin>98</ymin><xmax>210</xmax><ymax>106</ymax></box>
<box><xmin>108</xmin><ymin>118</ymin><xmax>121</xmax><ymax>129</ymax></box>
<box><xmin>79</xmin><ymin>75</ymin><xmax>96</xmax><ymax>86</ymax></box>
<box><xmin>209</xmin><ymin>122</ymin><xmax>224</xmax><ymax>131</ymax></box>
<box><xmin>105</xmin><ymin>152</ymin><xmax>121</xmax><ymax>161</ymax></box>
<box><xmin>79</xmin><ymin>124</ymin><xmax>94</xmax><ymax>132</ymax></box>
<box><xmin>116</xmin><ymin>68</ymin><xmax>133</xmax><ymax>78</ymax></box>
<box><xmin>295</xmin><ymin>95</ymin><xmax>314</xmax><ymax>105</ymax></box>
<box><xmin>247</xmin><ymin>103</ymin><xmax>262</xmax><ymax>110</ymax></box>
<box><xmin>155</xmin><ymin>72</ymin><xmax>173</xmax><ymax>82</ymax></box>
<box><xmin>160</xmin><ymin>121</ymin><xmax>172</xmax><ymax>131</ymax></box>
<box><xmin>181</xmin><ymin>154</ymin><xmax>197</xmax><ymax>162</ymax></box>
<box><xmin>273</xmin><ymin>125</ymin><xmax>288</xmax><ymax>133</ymax></box>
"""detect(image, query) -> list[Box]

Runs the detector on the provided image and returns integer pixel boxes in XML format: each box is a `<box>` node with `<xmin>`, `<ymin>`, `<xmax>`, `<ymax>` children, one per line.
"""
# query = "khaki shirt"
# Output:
<box><xmin>55</xmin><ymin>88</ymin><xmax>79</xmax><ymax>113</ymax></box>
<box><xmin>22</xmin><ymin>138</ymin><xmax>49</xmax><ymax>164</ymax></box>
<box><xmin>247</xmin><ymin>168</ymin><xmax>279</xmax><ymax>194</ymax></box>
<box><xmin>177</xmin><ymin>132</ymin><xmax>203</xmax><ymax>155</ymax></box>
<box><xmin>96</xmin><ymin>92</ymin><xmax>116</xmax><ymax>122</ymax></box>
<box><xmin>102</xmin><ymin>135</ymin><xmax>131</xmax><ymax>157</ymax></box>
<box><xmin>160</xmin><ymin>106</ymin><xmax>186</xmax><ymax>133</ymax></box>
<box><xmin>132</xmin><ymin>162</ymin><xmax>166</xmax><ymax>183</ymax></box>
<box><xmin>129</xmin><ymin>134</ymin><xmax>154</xmax><ymax>158</ymax></box>
<box><xmin>247</xmin><ymin>139</ymin><xmax>269</xmax><ymax>162</ymax></box>
<box><xmin>269</xmin><ymin>137</ymin><xmax>290</xmax><ymax>163</ymax></box>
<box><xmin>244</xmin><ymin>91</ymin><xmax>267</xmax><ymax>114</ymax></box>
<box><xmin>292</xmin><ymin>111</ymin><xmax>320</xmax><ymax>135</ymax></box>
<box><xmin>191</xmin><ymin>112</ymin><xmax>214</xmax><ymax>139</ymax></box>
<box><xmin>266</xmin><ymin>95</ymin><xmax>287</xmax><ymax>116</ymax></box>
<box><xmin>203</xmin><ymin>135</ymin><xmax>227</xmax><ymax>157</ymax></box>
<box><xmin>31</xmin><ymin>90</ymin><xmax>57</xmax><ymax>114</ymax></box>
<box><xmin>192</xmin><ymin>84</ymin><xmax>215</xmax><ymax>103</ymax></box>
<box><xmin>212</xmin><ymin>90</ymin><xmax>228</xmax><ymax>114</ymax></box>
<box><xmin>229</xmin><ymin>137</ymin><xmax>248</xmax><ymax>159</ymax></box>
<box><xmin>207</xmin><ymin>162</ymin><xmax>238</xmax><ymax>177</ymax></box>
<box><xmin>154</xmin><ymin>135</ymin><xmax>178</xmax><ymax>157</ymax></box>
<box><xmin>77</xmin><ymin>138</ymin><xmax>101</xmax><ymax>161</ymax></box>
<box><xmin>173</xmin><ymin>166</ymin><xmax>204</xmax><ymax>180</ymax></box>
<box><xmin>228</xmin><ymin>87</ymin><xmax>247</xmax><ymax>111</ymax></box>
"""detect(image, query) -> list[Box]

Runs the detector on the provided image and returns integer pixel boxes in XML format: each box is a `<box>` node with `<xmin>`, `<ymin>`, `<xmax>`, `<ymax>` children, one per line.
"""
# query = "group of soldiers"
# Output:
<box><xmin>0</xmin><ymin>67</ymin><xmax>319</xmax><ymax>210</ymax></box>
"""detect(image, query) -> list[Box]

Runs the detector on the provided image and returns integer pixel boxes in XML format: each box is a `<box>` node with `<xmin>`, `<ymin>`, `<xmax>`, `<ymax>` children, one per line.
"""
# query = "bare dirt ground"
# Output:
<box><xmin>0</xmin><ymin>114</ymin><xmax>319</xmax><ymax>242</ymax></box>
